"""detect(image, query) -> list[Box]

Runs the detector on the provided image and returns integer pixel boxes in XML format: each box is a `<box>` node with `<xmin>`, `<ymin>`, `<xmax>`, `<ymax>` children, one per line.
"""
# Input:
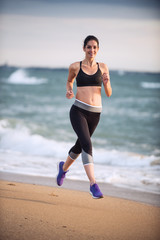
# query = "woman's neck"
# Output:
<box><xmin>82</xmin><ymin>58</ymin><xmax>96</xmax><ymax>67</ymax></box>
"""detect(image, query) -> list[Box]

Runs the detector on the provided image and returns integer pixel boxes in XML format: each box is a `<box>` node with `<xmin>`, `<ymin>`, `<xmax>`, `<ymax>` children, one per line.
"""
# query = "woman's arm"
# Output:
<box><xmin>66</xmin><ymin>63</ymin><xmax>79</xmax><ymax>99</ymax></box>
<box><xmin>100</xmin><ymin>63</ymin><xmax>112</xmax><ymax>97</ymax></box>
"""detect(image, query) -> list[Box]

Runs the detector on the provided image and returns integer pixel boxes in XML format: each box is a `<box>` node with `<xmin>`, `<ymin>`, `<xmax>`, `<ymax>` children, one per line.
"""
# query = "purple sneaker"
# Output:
<box><xmin>90</xmin><ymin>183</ymin><xmax>104</xmax><ymax>199</ymax></box>
<box><xmin>57</xmin><ymin>161</ymin><xmax>68</xmax><ymax>186</ymax></box>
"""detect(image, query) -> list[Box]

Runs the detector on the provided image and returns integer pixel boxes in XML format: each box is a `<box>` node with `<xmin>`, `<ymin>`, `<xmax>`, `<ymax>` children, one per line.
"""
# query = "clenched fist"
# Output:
<box><xmin>66</xmin><ymin>90</ymin><xmax>74</xmax><ymax>99</ymax></box>
<box><xmin>102</xmin><ymin>73</ymin><xmax>110</xmax><ymax>85</ymax></box>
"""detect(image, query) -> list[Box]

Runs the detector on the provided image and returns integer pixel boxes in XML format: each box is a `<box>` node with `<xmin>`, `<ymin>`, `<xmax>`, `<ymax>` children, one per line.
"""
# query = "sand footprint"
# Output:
<box><xmin>7</xmin><ymin>183</ymin><xmax>16</xmax><ymax>186</ymax></box>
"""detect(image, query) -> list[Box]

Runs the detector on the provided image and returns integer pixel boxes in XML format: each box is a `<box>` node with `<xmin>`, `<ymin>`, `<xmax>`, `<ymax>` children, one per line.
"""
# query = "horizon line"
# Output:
<box><xmin>0</xmin><ymin>63</ymin><xmax>160</xmax><ymax>74</ymax></box>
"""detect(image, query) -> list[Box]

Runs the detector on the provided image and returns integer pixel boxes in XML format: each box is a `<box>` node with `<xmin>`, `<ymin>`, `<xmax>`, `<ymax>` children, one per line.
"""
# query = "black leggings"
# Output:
<box><xmin>68</xmin><ymin>101</ymin><xmax>101</xmax><ymax>165</ymax></box>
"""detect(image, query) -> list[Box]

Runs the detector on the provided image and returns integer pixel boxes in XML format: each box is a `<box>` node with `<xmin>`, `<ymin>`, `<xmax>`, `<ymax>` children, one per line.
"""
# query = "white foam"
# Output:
<box><xmin>0</xmin><ymin>152</ymin><xmax>58</xmax><ymax>177</ymax></box>
<box><xmin>94</xmin><ymin>149</ymin><xmax>158</xmax><ymax>168</ymax></box>
<box><xmin>94</xmin><ymin>164</ymin><xmax>160</xmax><ymax>194</ymax></box>
<box><xmin>141</xmin><ymin>82</ymin><xmax>160</xmax><ymax>89</ymax></box>
<box><xmin>0</xmin><ymin>119</ymin><xmax>71</xmax><ymax>158</ymax></box>
<box><xmin>7</xmin><ymin>69</ymin><xmax>48</xmax><ymax>85</ymax></box>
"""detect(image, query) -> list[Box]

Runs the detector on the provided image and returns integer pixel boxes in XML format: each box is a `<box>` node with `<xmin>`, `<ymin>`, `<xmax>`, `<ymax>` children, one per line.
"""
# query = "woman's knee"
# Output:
<box><xmin>82</xmin><ymin>141</ymin><xmax>92</xmax><ymax>156</ymax></box>
<box><xmin>68</xmin><ymin>141</ymin><xmax>82</xmax><ymax>160</ymax></box>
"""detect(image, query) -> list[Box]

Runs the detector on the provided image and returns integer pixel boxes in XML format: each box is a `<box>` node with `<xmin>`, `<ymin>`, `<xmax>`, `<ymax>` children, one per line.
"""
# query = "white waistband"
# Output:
<box><xmin>75</xmin><ymin>99</ymin><xmax>102</xmax><ymax>108</ymax></box>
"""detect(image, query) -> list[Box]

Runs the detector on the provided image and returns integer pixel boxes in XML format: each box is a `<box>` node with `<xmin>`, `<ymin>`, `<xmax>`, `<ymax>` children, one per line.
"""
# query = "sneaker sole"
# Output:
<box><xmin>90</xmin><ymin>191</ymin><xmax>104</xmax><ymax>199</ymax></box>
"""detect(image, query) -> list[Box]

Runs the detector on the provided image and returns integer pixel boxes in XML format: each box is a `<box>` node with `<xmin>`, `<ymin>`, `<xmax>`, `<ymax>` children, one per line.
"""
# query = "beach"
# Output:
<box><xmin>0</xmin><ymin>173</ymin><xmax>160</xmax><ymax>240</ymax></box>
<box><xmin>0</xmin><ymin>1</ymin><xmax>160</xmax><ymax>239</ymax></box>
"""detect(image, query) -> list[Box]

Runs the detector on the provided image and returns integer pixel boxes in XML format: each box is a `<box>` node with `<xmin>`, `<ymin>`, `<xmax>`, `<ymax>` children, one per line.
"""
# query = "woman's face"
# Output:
<box><xmin>83</xmin><ymin>40</ymin><xmax>99</xmax><ymax>59</ymax></box>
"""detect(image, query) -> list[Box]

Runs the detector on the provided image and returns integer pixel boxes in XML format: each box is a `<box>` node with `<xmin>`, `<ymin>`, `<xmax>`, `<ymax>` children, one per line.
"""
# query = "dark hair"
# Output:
<box><xmin>83</xmin><ymin>35</ymin><xmax>99</xmax><ymax>48</ymax></box>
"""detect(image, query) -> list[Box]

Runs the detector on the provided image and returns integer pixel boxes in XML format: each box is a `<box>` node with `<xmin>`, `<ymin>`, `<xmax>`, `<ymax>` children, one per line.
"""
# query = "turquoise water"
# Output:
<box><xmin>0</xmin><ymin>66</ymin><xmax>160</xmax><ymax>193</ymax></box>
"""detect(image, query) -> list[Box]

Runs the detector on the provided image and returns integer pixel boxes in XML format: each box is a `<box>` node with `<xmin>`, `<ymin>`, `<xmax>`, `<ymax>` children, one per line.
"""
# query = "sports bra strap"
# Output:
<box><xmin>97</xmin><ymin>62</ymin><xmax>99</xmax><ymax>69</ymax></box>
<box><xmin>80</xmin><ymin>61</ymin><xmax>99</xmax><ymax>68</ymax></box>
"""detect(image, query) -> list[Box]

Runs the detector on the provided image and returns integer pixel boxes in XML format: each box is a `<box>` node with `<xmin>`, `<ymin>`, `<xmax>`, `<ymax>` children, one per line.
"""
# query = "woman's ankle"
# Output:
<box><xmin>90</xmin><ymin>181</ymin><xmax>96</xmax><ymax>186</ymax></box>
<box><xmin>63</xmin><ymin>163</ymin><xmax>68</xmax><ymax>172</ymax></box>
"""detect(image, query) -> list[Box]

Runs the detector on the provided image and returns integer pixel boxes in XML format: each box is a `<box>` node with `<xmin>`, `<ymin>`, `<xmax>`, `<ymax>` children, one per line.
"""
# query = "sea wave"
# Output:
<box><xmin>94</xmin><ymin>149</ymin><xmax>159</xmax><ymax>168</ymax></box>
<box><xmin>0</xmin><ymin>119</ymin><xmax>159</xmax><ymax>168</ymax></box>
<box><xmin>0</xmin><ymin>119</ymin><xmax>69</xmax><ymax>159</ymax></box>
<box><xmin>141</xmin><ymin>82</ymin><xmax>160</xmax><ymax>89</ymax></box>
<box><xmin>6</xmin><ymin>69</ymin><xmax>48</xmax><ymax>85</ymax></box>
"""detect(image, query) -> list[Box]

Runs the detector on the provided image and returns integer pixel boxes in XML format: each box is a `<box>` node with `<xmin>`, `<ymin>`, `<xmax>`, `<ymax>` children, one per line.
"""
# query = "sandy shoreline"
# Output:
<box><xmin>0</xmin><ymin>179</ymin><xmax>160</xmax><ymax>240</ymax></box>
<box><xmin>0</xmin><ymin>171</ymin><xmax>160</xmax><ymax>207</ymax></box>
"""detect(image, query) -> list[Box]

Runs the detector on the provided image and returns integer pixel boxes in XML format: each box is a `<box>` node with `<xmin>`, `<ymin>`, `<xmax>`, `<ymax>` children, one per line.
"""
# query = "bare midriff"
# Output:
<box><xmin>76</xmin><ymin>86</ymin><xmax>102</xmax><ymax>106</ymax></box>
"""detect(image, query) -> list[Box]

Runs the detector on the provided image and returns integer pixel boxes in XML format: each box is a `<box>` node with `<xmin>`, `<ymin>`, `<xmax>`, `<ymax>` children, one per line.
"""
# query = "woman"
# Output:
<box><xmin>57</xmin><ymin>35</ymin><xmax>112</xmax><ymax>199</ymax></box>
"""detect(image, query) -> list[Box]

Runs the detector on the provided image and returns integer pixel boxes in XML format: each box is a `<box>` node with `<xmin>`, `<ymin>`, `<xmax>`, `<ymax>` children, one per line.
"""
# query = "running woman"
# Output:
<box><xmin>57</xmin><ymin>35</ymin><xmax>112</xmax><ymax>198</ymax></box>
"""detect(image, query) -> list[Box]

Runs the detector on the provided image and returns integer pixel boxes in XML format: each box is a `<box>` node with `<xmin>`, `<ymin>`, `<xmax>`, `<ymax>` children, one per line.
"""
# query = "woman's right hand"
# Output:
<box><xmin>66</xmin><ymin>90</ymin><xmax>74</xmax><ymax>99</ymax></box>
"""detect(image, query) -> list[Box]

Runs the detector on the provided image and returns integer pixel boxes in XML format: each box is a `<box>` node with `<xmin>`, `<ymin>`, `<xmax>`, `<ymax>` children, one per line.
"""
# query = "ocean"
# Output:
<box><xmin>0</xmin><ymin>65</ymin><xmax>160</xmax><ymax>194</ymax></box>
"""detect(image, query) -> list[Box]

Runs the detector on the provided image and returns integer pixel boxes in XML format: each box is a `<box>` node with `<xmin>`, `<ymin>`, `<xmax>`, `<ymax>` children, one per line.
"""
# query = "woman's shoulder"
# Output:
<box><xmin>69</xmin><ymin>62</ymin><xmax>80</xmax><ymax>75</ymax></box>
<box><xmin>69</xmin><ymin>61</ymin><xmax>80</xmax><ymax>70</ymax></box>
<box><xmin>98</xmin><ymin>62</ymin><xmax>109</xmax><ymax>74</ymax></box>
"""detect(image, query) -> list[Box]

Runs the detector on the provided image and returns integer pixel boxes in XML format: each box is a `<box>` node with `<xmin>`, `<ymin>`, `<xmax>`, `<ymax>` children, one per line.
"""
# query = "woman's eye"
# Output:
<box><xmin>87</xmin><ymin>46</ymin><xmax>97</xmax><ymax>49</ymax></box>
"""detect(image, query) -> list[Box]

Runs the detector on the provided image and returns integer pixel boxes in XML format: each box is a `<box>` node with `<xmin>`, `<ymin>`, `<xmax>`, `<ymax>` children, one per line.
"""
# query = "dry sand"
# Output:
<box><xmin>0</xmin><ymin>180</ymin><xmax>160</xmax><ymax>240</ymax></box>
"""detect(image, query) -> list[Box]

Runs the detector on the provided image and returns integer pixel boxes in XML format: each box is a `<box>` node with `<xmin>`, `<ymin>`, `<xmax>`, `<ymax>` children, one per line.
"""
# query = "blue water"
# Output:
<box><xmin>0</xmin><ymin>66</ymin><xmax>160</xmax><ymax>193</ymax></box>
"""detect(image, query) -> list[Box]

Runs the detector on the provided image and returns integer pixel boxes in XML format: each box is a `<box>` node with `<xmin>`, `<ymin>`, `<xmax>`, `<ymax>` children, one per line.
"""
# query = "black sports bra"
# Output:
<box><xmin>76</xmin><ymin>61</ymin><xmax>102</xmax><ymax>87</ymax></box>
